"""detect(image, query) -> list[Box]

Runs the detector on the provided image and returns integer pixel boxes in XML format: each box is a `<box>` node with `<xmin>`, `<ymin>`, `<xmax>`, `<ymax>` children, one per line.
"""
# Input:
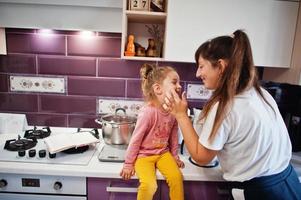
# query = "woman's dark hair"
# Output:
<box><xmin>195</xmin><ymin>30</ymin><xmax>273</xmax><ymax>141</ymax></box>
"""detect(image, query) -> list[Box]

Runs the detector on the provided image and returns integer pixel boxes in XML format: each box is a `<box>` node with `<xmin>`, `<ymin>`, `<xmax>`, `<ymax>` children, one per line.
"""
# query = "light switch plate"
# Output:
<box><xmin>98</xmin><ymin>99</ymin><xmax>144</xmax><ymax>116</ymax></box>
<box><xmin>10</xmin><ymin>75</ymin><xmax>66</xmax><ymax>93</ymax></box>
<box><xmin>186</xmin><ymin>84</ymin><xmax>212</xmax><ymax>100</ymax></box>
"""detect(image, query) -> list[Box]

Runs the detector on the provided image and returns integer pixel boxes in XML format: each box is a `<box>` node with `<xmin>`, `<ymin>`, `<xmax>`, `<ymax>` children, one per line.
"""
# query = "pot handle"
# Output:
<box><xmin>115</xmin><ymin>107</ymin><xmax>126</xmax><ymax>116</ymax></box>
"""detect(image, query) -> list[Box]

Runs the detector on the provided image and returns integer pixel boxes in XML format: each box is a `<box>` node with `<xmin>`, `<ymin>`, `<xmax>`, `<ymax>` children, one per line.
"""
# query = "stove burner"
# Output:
<box><xmin>24</xmin><ymin>126</ymin><xmax>51</xmax><ymax>139</ymax></box>
<box><xmin>62</xmin><ymin>145</ymin><xmax>89</xmax><ymax>154</ymax></box>
<box><xmin>4</xmin><ymin>135</ymin><xmax>37</xmax><ymax>151</ymax></box>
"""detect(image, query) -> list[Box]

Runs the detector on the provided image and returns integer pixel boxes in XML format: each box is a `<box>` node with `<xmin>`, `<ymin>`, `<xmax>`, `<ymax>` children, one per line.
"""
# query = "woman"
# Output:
<box><xmin>163</xmin><ymin>30</ymin><xmax>301</xmax><ymax>199</ymax></box>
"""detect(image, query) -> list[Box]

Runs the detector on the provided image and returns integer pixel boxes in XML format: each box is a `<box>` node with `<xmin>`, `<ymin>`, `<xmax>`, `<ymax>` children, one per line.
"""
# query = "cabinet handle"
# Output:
<box><xmin>106</xmin><ymin>186</ymin><xmax>138</xmax><ymax>193</ymax></box>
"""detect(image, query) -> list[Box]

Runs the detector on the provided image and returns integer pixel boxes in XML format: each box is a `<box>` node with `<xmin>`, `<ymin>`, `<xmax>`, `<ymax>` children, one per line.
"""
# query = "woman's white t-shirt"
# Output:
<box><xmin>197</xmin><ymin>87</ymin><xmax>292</xmax><ymax>181</ymax></box>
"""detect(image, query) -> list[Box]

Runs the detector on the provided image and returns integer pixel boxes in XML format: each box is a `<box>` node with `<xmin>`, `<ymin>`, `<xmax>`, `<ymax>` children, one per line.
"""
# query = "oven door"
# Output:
<box><xmin>0</xmin><ymin>193</ymin><xmax>86</xmax><ymax>200</ymax></box>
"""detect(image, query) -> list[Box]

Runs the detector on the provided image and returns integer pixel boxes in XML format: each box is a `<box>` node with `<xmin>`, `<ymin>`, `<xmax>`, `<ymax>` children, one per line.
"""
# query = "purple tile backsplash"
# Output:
<box><xmin>0</xmin><ymin>28</ymin><xmax>203</xmax><ymax>127</ymax></box>
<box><xmin>0</xmin><ymin>93</ymin><xmax>38</xmax><ymax>112</ymax></box>
<box><xmin>0</xmin><ymin>54</ymin><xmax>36</xmax><ymax>74</ymax></box>
<box><xmin>67</xmin><ymin>35</ymin><xmax>121</xmax><ymax>57</ymax></box>
<box><xmin>39</xmin><ymin>56</ymin><xmax>97</xmax><ymax>76</ymax></box>
<box><xmin>68</xmin><ymin>77</ymin><xmax>126</xmax><ymax>97</ymax></box>
<box><xmin>6</xmin><ymin>33</ymin><xmax>65</xmax><ymax>55</ymax></box>
<box><xmin>40</xmin><ymin>95</ymin><xmax>96</xmax><ymax>114</ymax></box>
<box><xmin>0</xmin><ymin>74</ymin><xmax>8</xmax><ymax>92</ymax></box>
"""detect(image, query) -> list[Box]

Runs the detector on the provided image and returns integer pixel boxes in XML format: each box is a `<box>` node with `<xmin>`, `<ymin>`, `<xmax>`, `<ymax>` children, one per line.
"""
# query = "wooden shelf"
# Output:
<box><xmin>126</xmin><ymin>10</ymin><xmax>167</xmax><ymax>24</ymax></box>
<box><xmin>122</xmin><ymin>55</ymin><xmax>165</xmax><ymax>61</ymax></box>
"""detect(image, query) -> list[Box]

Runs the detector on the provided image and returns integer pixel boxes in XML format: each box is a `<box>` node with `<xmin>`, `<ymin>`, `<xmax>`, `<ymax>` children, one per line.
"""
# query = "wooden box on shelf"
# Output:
<box><xmin>129</xmin><ymin>0</ymin><xmax>150</xmax><ymax>11</ymax></box>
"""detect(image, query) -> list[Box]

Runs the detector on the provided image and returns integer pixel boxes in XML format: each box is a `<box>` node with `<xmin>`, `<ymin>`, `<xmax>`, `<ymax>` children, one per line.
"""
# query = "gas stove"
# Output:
<box><xmin>0</xmin><ymin>126</ymin><xmax>100</xmax><ymax>166</ymax></box>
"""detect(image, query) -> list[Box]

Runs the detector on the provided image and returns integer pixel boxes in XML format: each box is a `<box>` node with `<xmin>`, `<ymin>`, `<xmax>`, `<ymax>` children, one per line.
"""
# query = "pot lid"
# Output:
<box><xmin>101</xmin><ymin>114</ymin><xmax>136</xmax><ymax>124</ymax></box>
<box><xmin>101</xmin><ymin>108</ymin><xmax>137</xmax><ymax>124</ymax></box>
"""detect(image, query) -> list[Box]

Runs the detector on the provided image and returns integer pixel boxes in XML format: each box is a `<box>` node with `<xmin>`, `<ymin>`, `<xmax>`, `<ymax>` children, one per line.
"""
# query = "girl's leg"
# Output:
<box><xmin>135</xmin><ymin>155</ymin><xmax>159</xmax><ymax>200</ymax></box>
<box><xmin>157</xmin><ymin>152</ymin><xmax>184</xmax><ymax>200</ymax></box>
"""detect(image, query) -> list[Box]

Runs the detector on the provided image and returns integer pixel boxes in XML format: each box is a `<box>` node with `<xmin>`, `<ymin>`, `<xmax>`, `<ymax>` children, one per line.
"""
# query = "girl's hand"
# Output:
<box><xmin>163</xmin><ymin>89</ymin><xmax>188</xmax><ymax>119</ymax></box>
<box><xmin>176</xmin><ymin>159</ymin><xmax>185</xmax><ymax>168</ymax></box>
<box><xmin>120</xmin><ymin>167</ymin><xmax>135</xmax><ymax>180</ymax></box>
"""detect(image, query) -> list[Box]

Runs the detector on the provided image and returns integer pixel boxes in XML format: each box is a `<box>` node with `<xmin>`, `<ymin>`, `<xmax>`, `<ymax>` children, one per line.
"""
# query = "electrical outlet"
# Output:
<box><xmin>186</xmin><ymin>84</ymin><xmax>212</xmax><ymax>100</ymax></box>
<box><xmin>10</xmin><ymin>75</ymin><xmax>66</xmax><ymax>93</ymax></box>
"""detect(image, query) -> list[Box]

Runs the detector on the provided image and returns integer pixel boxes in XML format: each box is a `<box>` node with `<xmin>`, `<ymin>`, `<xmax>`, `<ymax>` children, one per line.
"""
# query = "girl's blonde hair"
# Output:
<box><xmin>140</xmin><ymin>63</ymin><xmax>176</xmax><ymax>102</ymax></box>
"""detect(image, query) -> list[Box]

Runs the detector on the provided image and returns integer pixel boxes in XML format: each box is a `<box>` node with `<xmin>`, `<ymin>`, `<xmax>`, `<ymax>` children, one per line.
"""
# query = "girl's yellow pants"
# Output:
<box><xmin>134</xmin><ymin>151</ymin><xmax>184</xmax><ymax>200</ymax></box>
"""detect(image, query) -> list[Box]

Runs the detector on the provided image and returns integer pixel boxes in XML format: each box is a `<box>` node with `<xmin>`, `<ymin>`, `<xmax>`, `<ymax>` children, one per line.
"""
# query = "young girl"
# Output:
<box><xmin>120</xmin><ymin>64</ymin><xmax>184</xmax><ymax>200</ymax></box>
<box><xmin>163</xmin><ymin>30</ymin><xmax>301</xmax><ymax>199</ymax></box>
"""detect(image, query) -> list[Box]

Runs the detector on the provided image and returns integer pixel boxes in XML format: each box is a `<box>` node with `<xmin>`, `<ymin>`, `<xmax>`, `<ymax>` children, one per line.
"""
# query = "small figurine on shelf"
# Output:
<box><xmin>124</xmin><ymin>35</ymin><xmax>135</xmax><ymax>56</ymax></box>
<box><xmin>146</xmin><ymin>38</ymin><xmax>156</xmax><ymax>57</ymax></box>
<box><xmin>135</xmin><ymin>42</ymin><xmax>146</xmax><ymax>57</ymax></box>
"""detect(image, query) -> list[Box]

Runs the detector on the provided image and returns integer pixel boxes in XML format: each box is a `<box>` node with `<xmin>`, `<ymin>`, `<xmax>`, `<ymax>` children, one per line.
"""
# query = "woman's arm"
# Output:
<box><xmin>164</xmin><ymin>90</ymin><xmax>217</xmax><ymax>165</ymax></box>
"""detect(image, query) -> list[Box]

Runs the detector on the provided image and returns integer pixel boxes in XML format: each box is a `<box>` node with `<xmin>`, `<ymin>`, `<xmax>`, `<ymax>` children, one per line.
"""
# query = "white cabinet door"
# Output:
<box><xmin>0</xmin><ymin>28</ymin><xmax>6</xmax><ymax>55</ymax></box>
<box><xmin>0</xmin><ymin>1</ymin><xmax>122</xmax><ymax>33</ymax></box>
<box><xmin>165</xmin><ymin>0</ymin><xmax>299</xmax><ymax>68</ymax></box>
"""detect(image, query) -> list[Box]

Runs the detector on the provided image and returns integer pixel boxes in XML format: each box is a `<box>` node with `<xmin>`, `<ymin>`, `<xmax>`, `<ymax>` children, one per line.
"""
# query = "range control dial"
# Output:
<box><xmin>18</xmin><ymin>150</ymin><xmax>25</xmax><ymax>157</ymax></box>
<box><xmin>53</xmin><ymin>181</ymin><xmax>62</xmax><ymax>190</ymax></box>
<box><xmin>0</xmin><ymin>179</ymin><xmax>7</xmax><ymax>188</ymax></box>
<box><xmin>28</xmin><ymin>149</ymin><xmax>36</xmax><ymax>157</ymax></box>
<box><xmin>39</xmin><ymin>150</ymin><xmax>46</xmax><ymax>158</ymax></box>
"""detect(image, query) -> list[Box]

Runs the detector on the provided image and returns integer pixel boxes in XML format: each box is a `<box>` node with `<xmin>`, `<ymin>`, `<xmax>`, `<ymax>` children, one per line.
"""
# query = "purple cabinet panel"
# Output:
<box><xmin>6</xmin><ymin>33</ymin><xmax>65</xmax><ymax>55</ymax></box>
<box><xmin>40</xmin><ymin>95</ymin><xmax>96</xmax><ymax>114</ymax></box>
<box><xmin>67</xmin><ymin>35</ymin><xmax>121</xmax><ymax>57</ymax></box>
<box><xmin>68</xmin><ymin>114</ymin><xmax>101</xmax><ymax>128</ymax></box>
<box><xmin>0</xmin><ymin>74</ymin><xmax>8</xmax><ymax>92</ymax></box>
<box><xmin>26</xmin><ymin>113</ymin><xmax>67</xmax><ymax>127</ymax></box>
<box><xmin>160</xmin><ymin>181</ymin><xmax>230</xmax><ymax>200</ymax></box>
<box><xmin>87</xmin><ymin>178</ymin><xmax>160</xmax><ymax>200</ymax></box>
<box><xmin>38</xmin><ymin>56</ymin><xmax>96</xmax><ymax>76</ymax></box>
<box><xmin>68</xmin><ymin>77</ymin><xmax>125</xmax><ymax>97</ymax></box>
<box><xmin>0</xmin><ymin>54</ymin><xmax>36</xmax><ymax>74</ymax></box>
<box><xmin>0</xmin><ymin>93</ymin><xmax>38</xmax><ymax>112</ymax></box>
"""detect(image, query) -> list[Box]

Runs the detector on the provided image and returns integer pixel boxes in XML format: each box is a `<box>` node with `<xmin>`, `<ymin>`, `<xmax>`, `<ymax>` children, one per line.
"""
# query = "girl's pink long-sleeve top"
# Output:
<box><xmin>124</xmin><ymin>105</ymin><xmax>180</xmax><ymax>169</ymax></box>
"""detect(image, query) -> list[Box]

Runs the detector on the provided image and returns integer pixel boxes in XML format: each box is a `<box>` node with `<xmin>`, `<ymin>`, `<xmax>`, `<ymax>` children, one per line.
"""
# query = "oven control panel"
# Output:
<box><xmin>0</xmin><ymin>173</ymin><xmax>86</xmax><ymax>195</ymax></box>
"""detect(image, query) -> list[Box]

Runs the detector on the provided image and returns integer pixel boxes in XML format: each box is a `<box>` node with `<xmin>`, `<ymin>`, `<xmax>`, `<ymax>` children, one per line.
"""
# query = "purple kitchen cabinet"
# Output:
<box><xmin>87</xmin><ymin>178</ymin><xmax>160</xmax><ymax>200</ymax></box>
<box><xmin>160</xmin><ymin>181</ymin><xmax>231</xmax><ymax>200</ymax></box>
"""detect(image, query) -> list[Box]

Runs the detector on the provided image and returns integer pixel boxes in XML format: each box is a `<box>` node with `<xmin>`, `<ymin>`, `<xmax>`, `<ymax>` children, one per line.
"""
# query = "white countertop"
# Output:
<box><xmin>0</xmin><ymin>143</ymin><xmax>224</xmax><ymax>182</ymax></box>
<box><xmin>0</xmin><ymin>126</ymin><xmax>300</xmax><ymax>182</ymax></box>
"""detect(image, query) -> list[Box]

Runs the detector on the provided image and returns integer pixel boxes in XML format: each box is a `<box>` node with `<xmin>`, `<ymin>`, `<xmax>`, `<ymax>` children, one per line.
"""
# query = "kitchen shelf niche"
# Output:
<box><xmin>121</xmin><ymin>0</ymin><xmax>168</xmax><ymax>61</ymax></box>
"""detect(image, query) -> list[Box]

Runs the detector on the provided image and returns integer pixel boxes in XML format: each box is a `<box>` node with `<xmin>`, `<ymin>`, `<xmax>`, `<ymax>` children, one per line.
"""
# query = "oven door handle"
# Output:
<box><xmin>106</xmin><ymin>186</ymin><xmax>138</xmax><ymax>193</ymax></box>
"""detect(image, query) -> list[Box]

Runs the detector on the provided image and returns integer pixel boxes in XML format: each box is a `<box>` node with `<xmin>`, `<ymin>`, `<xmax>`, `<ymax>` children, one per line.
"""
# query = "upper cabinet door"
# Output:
<box><xmin>0</xmin><ymin>0</ymin><xmax>122</xmax><ymax>33</ymax></box>
<box><xmin>165</xmin><ymin>0</ymin><xmax>299</xmax><ymax>68</ymax></box>
<box><xmin>0</xmin><ymin>28</ymin><xmax>6</xmax><ymax>55</ymax></box>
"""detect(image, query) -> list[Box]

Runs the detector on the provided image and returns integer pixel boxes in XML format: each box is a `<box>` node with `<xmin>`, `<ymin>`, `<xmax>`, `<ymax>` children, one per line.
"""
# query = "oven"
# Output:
<box><xmin>0</xmin><ymin>173</ymin><xmax>86</xmax><ymax>200</ymax></box>
<box><xmin>0</xmin><ymin>126</ymin><xmax>100</xmax><ymax>200</ymax></box>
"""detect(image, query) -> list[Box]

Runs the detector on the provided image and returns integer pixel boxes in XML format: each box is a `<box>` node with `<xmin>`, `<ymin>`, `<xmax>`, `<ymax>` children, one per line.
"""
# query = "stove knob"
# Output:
<box><xmin>49</xmin><ymin>152</ymin><xmax>56</xmax><ymax>159</ymax></box>
<box><xmin>0</xmin><ymin>179</ymin><xmax>7</xmax><ymax>188</ymax></box>
<box><xmin>39</xmin><ymin>150</ymin><xmax>46</xmax><ymax>158</ymax></box>
<box><xmin>28</xmin><ymin>149</ymin><xmax>36</xmax><ymax>157</ymax></box>
<box><xmin>53</xmin><ymin>181</ymin><xmax>62</xmax><ymax>190</ymax></box>
<box><xmin>18</xmin><ymin>150</ymin><xmax>25</xmax><ymax>157</ymax></box>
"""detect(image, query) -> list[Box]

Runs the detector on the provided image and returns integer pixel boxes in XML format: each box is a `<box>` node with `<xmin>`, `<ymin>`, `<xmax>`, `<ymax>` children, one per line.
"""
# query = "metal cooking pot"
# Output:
<box><xmin>95</xmin><ymin>108</ymin><xmax>137</xmax><ymax>145</ymax></box>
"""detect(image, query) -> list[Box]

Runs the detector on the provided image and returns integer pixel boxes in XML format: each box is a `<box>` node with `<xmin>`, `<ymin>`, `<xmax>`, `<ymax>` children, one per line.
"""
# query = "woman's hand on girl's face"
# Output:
<box><xmin>163</xmin><ymin>89</ymin><xmax>188</xmax><ymax>119</ymax></box>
